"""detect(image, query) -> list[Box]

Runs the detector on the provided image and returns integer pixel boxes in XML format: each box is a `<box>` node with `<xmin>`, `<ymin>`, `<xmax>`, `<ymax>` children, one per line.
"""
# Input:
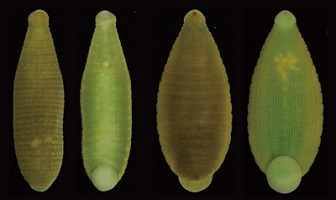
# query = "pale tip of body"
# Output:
<box><xmin>183</xmin><ymin>9</ymin><xmax>206</xmax><ymax>25</ymax></box>
<box><xmin>28</xmin><ymin>9</ymin><xmax>49</xmax><ymax>26</ymax></box>
<box><xmin>274</xmin><ymin>10</ymin><xmax>296</xmax><ymax>28</ymax></box>
<box><xmin>96</xmin><ymin>10</ymin><xmax>116</xmax><ymax>25</ymax></box>
<box><xmin>266</xmin><ymin>156</ymin><xmax>302</xmax><ymax>194</ymax></box>
<box><xmin>178</xmin><ymin>175</ymin><xmax>212</xmax><ymax>193</ymax></box>
<box><xmin>91</xmin><ymin>164</ymin><xmax>118</xmax><ymax>192</ymax></box>
<box><xmin>30</xmin><ymin>185</ymin><xmax>51</xmax><ymax>192</ymax></box>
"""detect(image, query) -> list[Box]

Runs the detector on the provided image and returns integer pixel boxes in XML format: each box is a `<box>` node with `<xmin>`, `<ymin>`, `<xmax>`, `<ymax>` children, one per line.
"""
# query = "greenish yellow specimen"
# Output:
<box><xmin>80</xmin><ymin>10</ymin><xmax>132</xmax><ymax>192</ymax></box>
<box><xmin>13</xmin><ymin>10</ymin><xmax>64</xmax><ymax>192</ymax></box>
<box><xmin>248</xmin><ymin>10</ymin><xmax>323</xmax><ymax>194</ymax></box>
<box><xmin>157</xmin><ymin>9</ymin><xmax>232</xmax><ymax>192</ymax></box>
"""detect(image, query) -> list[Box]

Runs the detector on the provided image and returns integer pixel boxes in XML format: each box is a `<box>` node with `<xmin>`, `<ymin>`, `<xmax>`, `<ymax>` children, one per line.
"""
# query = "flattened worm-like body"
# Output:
<box><xmin>248</xmin><ymin>10</ymin><xmax>323</xmax><ymax>194</ymax></box>
<box><xmin>80</xmin><ymin>10</ymin><xmax>132</xmax><ymax>192</ymax></box>
<box><xmin>157</xmin><ymin>9</ymin><xmax>232</xmax><ymax>192</ymax></box>
<box><xmin>13</xmin><ymin>10</ymin><xmax>64</xmax><ymax>192</ymax></box>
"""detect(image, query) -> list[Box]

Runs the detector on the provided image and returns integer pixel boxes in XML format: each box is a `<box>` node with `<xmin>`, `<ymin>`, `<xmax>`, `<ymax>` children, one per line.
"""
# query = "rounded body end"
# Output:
<box><xmin>28</xmin><ymin>9</ymin><xmax>49</xmax><ymax>26</ymax></box>
<box><xmin>274</xmin><ymin>10</ymin><xmax>296</xmax><ymax>27</ymax></box>
<box><xmin>183</xmin><ymin>9</ymin><xmax>206</xmax><ymax>25</ymax></box>
<box><xmin>178</xmin><ymin>175</ymin><xmax>213</xmax><ymax>193</ymax></box>
<box><xmin>266</xmin><ymin>156</ymin><xmax>302</xmax><ymax>194</ymax></box>
<box><xmin>30</xmin><ymin>184</ymin><xmax>52</xmax><ymax>192</ymax></box>
<box><xmin>96</xmin><ymin>10</ymin><xmax>116</xmax><ymax>25</ymax></box>
<box><xmin>91</xmin><ymin>164</ymin><xmax>118</xmax><ymax>192</ymax></box>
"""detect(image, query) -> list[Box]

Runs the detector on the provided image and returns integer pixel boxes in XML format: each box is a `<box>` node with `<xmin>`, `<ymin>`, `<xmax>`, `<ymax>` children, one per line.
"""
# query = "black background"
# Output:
<box><xmin>2</xmin><ymin>0</ymin><xmax>334</xmax><ymax>199</ymax></box>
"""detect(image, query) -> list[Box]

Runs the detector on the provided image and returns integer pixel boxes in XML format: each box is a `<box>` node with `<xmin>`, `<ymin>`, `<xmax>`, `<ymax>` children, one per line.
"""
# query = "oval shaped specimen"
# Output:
<box><xmin>157</xmin><ymin>9</ymin><xmax>232</xmax><ymax>192</ymax></box>
<box><xmin>13</xmin><ymin>10</ymin><xmax>64</xmax><ymax>192</ymax></box>
<box><xmin>80</xmin><ymin>10</ymin><xmax>132</xmax><ymax>192</ymax></box>
<box><xmin>247</xmin><ymin>10</ymin><xmax>323</xmax><ymax>194</ymax></box>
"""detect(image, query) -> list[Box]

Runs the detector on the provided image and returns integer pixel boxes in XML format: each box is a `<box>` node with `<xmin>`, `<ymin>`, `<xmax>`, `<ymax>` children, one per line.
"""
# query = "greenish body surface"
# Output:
<box><xmin>248</xmin><ymin>10</ymin><xmax>323</xmax><ymax>194</ymax></box>
<box><xmin>80</xmin><ymin>11</ymin><xmax>131</xmax><ymax>192</ymax></box>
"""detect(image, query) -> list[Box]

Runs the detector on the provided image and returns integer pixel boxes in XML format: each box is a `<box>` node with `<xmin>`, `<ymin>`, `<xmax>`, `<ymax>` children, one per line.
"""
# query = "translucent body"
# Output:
<box><xmin>157</xmin><ymin>9</ymin><xmax>232</xmax><ymax>192</ymax></box>
<box><xmin>248</xmin><ymin>10</ymin><xmax>323</xmax><ymax>193</ymax></box>
<box><xmin>13</xmin><ymin>10</ymin><xmax>64</xmax><ymax>192</ymax></box>
<box><xmin>80</xmin><ymin>10</ymin><xmax>132</xmax><ymax>192</ymax></box>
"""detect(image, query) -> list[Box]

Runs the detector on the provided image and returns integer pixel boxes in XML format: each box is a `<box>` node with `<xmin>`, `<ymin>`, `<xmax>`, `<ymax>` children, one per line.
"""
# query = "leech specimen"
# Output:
<box><xmin>80</xmin><ymin>10</ymin><xmax>132</xmax><ymax>192</ymax></box>
<box><xmin>157</xmin><ymin>9</ymin><xmax>232</xmax><ymax>192</ymax></box>
<box><xmin>13</xmin><ymin>9</ymin><xmax>64</xmax><ymax>192</ymax></box>
<box><xmin>248</xmin><ymin>10</ymin><xmax>323</xmax><ymax>194</ymax></box>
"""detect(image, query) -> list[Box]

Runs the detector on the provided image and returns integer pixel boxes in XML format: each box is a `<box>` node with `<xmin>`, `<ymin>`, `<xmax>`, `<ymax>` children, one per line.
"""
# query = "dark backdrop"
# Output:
<box><xmin>2</xmin><ymin>1</ymin><xmax>333</xmax><ymax>199</ymax></box>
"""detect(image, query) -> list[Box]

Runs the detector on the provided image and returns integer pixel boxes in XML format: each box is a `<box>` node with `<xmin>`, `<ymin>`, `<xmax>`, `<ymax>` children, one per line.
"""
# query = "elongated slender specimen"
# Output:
<box><xmin>248</xmin><ymin>10</ymin><xmax>323</xmax><ymax>194</ymax></box>
<box><xmin>80</xmin><ymin>10</ymin><xmax>132</xmax><ymax>192</ymax></box>
<box><xmin>13</xmin><ymin>10</ymin><xmax>64</xmax><ymax>192</ymax></box>
<box><xmin>157</xmin><ymin>9</ymin><xmax>232</xmax><ymax>192</ymax></box>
